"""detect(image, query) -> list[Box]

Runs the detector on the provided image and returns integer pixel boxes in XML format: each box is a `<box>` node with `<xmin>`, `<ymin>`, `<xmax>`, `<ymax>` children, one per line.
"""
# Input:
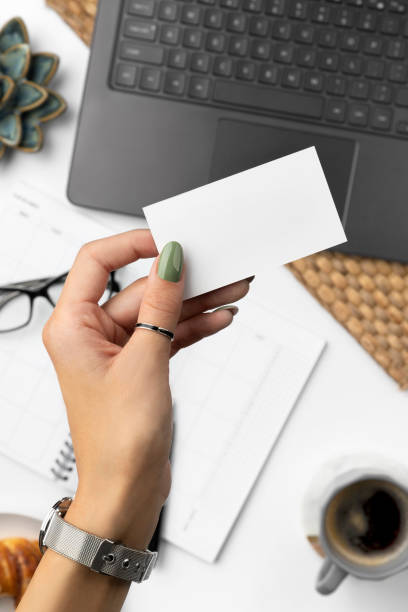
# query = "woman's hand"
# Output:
<box><xmin>42</xmin><ymin>229</ymin><xmax>251</xmax><ymax>550</ymax></box>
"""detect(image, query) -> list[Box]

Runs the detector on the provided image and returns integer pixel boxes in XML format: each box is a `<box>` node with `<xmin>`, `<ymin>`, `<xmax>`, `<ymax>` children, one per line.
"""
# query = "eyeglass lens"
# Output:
<box><xmin>0</xmin><ymin>291</ymin><xmax>32</xmax><ymax>332</ymax></box>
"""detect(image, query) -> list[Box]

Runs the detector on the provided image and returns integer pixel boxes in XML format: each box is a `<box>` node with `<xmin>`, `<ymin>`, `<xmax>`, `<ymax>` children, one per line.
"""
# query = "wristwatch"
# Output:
<box><xmin>39</xmin><ymin>497</ymin><xmax>157</xmax><ymax>583</ymax></box>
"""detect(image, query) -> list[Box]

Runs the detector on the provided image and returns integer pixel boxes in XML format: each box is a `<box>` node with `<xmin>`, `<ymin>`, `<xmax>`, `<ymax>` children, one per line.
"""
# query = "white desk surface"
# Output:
<box><xmin>1</xmin><ymin>2</ymin><xmax>408</xmax><ymax>610</ymax></box>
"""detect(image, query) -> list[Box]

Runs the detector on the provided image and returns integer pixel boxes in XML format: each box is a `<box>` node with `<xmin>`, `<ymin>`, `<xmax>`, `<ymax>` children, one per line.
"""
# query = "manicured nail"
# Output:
<box><xmin>158</xmin><ymin>241</ymin><xmax>183</xmax><ymax>282</ymax></box>
<box><xmin>214</xmin><ymin>305</ymin><xmax>239</xmax><ymax>316</ymax></box>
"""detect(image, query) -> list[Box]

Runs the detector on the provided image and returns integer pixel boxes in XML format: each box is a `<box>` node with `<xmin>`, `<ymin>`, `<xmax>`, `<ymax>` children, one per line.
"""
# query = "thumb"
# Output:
<box><xmin>125</xmin><ymin>241</ymin><xmax>184</xmax><ymax>357</ymax></box>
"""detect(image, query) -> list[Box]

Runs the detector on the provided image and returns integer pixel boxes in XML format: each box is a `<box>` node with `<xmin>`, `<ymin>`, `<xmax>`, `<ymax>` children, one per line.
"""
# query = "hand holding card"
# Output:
<box><xmin>144</xmin><ymin>147</ymin><xmax>347</xmax><ymax>299</ymax></box>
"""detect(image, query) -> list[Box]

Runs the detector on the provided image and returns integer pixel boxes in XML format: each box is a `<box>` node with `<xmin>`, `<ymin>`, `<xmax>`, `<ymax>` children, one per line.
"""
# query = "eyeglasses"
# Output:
<box><xmin>0</xmin><ymin>271</ymin><xmax>120</xmax><ymax>333</ymax></box>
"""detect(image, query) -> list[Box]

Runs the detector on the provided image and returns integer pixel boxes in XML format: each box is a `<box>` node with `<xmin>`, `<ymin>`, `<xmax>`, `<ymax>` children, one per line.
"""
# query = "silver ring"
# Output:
<box><xmin>135</xmin><ymin>323</ymin><xmax>174</xmax><ymax>341</ymax></box>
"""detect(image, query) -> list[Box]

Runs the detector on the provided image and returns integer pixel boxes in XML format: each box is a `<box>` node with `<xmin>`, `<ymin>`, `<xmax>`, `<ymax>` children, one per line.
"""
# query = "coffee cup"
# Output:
<box><xmin>316</xmin><ymin>471</ymin><xmax>408</xmax><ymax>595</ymax></box>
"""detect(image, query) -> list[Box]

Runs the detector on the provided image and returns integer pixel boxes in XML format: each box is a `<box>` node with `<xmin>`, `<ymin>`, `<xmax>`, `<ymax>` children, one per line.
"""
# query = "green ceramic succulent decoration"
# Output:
<box><xmin>0</xmin><ymin>17</ymin><xmax>66</xmax><ymax>158</ymax></box>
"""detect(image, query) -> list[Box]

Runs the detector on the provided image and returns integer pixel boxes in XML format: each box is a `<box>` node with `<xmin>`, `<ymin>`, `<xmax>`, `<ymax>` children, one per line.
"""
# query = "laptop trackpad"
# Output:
<box><xmin>210</xmin><ymin>119</ymin><xmax>358</xmax><ymax>222</ymax></box>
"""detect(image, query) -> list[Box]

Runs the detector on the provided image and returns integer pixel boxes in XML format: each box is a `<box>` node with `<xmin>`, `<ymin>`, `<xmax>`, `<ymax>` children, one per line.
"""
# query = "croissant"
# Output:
<box><xmin>0</xmin><ymin>538</ymin><xmax>42</xmax><ymax>606</ymax></box>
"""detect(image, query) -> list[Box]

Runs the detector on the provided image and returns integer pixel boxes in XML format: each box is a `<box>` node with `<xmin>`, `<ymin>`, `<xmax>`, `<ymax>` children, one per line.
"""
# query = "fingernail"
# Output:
<box><xmin>158</xmin><ymin>241</ymin><xmax>184</xmax><ymax>282</ymax></box>
<box><xmin>214</xmin><ymin>305</ymin><xmax>239</xmax><ymax>316</ymax></box>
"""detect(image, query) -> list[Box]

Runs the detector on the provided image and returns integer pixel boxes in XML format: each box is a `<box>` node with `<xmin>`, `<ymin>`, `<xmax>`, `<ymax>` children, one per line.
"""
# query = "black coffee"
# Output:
<box><xmin>325</xmin><ymin>479</ymin><xmax>408</xmax><ymax>563</ymax></box>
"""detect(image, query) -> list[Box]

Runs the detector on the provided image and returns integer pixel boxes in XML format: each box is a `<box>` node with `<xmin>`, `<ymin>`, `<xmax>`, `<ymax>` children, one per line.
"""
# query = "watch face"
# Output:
<box><xmin>38</xmin><ymin>497</ymin><xmax>72</xmax><ymax>554</ymax></box>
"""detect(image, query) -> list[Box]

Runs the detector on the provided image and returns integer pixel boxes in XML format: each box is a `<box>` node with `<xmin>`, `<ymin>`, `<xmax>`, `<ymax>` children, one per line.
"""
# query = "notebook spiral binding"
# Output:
<box><xmin>51</xmin><ymin>434</ymin><xmax>76</xmax><ymax>482</ymax></box>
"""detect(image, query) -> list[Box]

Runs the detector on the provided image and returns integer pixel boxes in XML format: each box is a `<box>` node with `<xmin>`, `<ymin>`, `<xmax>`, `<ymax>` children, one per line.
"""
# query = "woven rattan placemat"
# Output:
<box><xmin>46</xmin><ymin>0</ymin><xmax>98</xmax><ymax>46</ymax></box>
<box><xmin>47</xmin><ymin>0</ymin><xmax>408</xmax><ymax>389</ymax></box>
<box><xmin>289</xmin><ymin>253</ymin><xmax>408</xmax><ymax>389</ymax></box>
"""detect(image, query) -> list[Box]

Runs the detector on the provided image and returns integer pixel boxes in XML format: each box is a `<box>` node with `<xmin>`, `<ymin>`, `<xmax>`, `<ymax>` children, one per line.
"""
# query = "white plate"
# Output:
<box><xmin>0</xmin><ymin>513</ymin><xmax>41</xmax><ymax>612</ymax></box>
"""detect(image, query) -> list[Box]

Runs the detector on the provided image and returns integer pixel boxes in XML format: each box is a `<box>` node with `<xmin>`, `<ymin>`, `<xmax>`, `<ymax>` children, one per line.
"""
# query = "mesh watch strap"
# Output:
<box><xmin>43</xmin><ymin>511</ymin><xmax>157</xmax><ymax>583</ymax></box>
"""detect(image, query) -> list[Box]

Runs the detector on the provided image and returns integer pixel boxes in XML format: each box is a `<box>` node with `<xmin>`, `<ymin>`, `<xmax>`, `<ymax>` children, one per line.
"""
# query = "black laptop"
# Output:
<box><xmin>68</xmin><ymin>0</ymin><xmax>408</xmax><ymax>262</ymax></box>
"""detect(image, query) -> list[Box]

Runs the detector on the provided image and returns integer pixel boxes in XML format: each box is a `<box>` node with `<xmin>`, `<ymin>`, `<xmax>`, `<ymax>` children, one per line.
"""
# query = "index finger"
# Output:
<box><xmin>60</xmin><ymin>230</ymin><xmax>158</xmax><ymax>305</ymax></box>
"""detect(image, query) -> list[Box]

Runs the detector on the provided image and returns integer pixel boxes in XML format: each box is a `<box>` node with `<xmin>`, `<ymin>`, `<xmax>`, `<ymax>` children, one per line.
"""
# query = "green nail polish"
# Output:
<box><xmin>214</xmin><ymin>305</ymin><xmax>239</xmax><ymax>315</ymax></box>
<box><xmin>158</xmin><ymin>241</ymin><xmax>183</xmax><ymax>282</ymax></box>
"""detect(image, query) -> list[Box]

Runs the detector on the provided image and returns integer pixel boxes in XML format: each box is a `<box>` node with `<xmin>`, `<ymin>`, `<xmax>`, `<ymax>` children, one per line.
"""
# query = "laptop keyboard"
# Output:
<box><xmin>110</xmin><ymin>0</ymin><xmax>408</xmax><ymax>138</ymax></box>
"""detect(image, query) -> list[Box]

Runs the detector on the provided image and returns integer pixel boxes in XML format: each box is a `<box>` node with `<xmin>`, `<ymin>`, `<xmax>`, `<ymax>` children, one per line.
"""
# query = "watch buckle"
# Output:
<box><xmin>90</xmin><ymin>539</ymin><xmax>116</xmax><ymax>573</ymax></box>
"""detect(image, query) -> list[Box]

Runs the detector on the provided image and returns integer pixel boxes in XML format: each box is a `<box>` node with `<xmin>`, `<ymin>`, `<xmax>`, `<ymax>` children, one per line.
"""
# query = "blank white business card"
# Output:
<box><xmin>144</xmin><ymin>147</ymin><xmax>347</xmax><ymax>299</ymax></box>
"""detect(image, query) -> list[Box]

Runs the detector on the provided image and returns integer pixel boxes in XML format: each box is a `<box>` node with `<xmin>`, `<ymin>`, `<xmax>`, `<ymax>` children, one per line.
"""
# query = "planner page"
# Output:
<box><xmin>165</xmin><ymin>299</ymin><xmax>325</xmax><ymax>562</ymax></box>
<box><xmin>0</xmin><ymin>182</ymin><xmax>139</xmax><ymax>486</ymax></box>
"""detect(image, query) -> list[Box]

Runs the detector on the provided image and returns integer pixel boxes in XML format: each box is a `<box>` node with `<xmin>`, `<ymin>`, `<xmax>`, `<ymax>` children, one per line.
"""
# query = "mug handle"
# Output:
<box><xmin>316</xmin><ymin>558</ymin><xmax>348</xmax><ymax>595</ymax></box>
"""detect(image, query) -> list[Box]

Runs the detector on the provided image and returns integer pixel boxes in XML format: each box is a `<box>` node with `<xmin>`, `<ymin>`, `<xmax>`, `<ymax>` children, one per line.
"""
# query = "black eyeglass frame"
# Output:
<box><xmin>0</xmin><ymin>271</ymin><xmax>120</xmax><ymax>333</ymax></box>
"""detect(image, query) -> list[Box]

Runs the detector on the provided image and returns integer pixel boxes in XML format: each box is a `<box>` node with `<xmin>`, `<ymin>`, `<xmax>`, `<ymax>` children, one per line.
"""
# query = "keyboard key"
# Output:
<box><xmin>311</xmin><ymin>5</ymin><xmax>330</xmax><ymax>24</ymax></box>
<box><xmin>191</xmin><ymin>52</ymin><xmax>211</xmax><ymax>72</ymax></box>
<box><xmin>258</xmin><ymin>64</ymin><xmax>279</xmax><ymax>84</ymax></box>
<box><xmin>250</xmin><ymin>16</ymin><xmax>269</xmax><ymax>37</ymax></box>
<box><xmin>220</xmin><ymin>0</ymin><xmax>240</xmax><ymax>8</ymax></box>
<box><xmin>236</xmin><ymin>60</ymin><xmax>256</xmax><ymax>80</ymax></box>
<box><xmin>334</xmin><ymin>8</ymin><xmax>355</xmax><ymax>28</ymax></box>
<box><xmin>371</xmin><ymin>107</ymin><xmax>392</xmax><ymax>130</ymax></box>
<box><xmin>168</xmin><ymin>48</ymin><xmax>188</xmax><ymax>68</ymax></box>
<box><xmin>326</xmin><ymin>99</ymin><xmax>347</xmax><ymax>122</ymax></box>
<box><xmin>160</xmin><ymin>24</ymin><xmax>181</xmax><ymax>44</ymax></box>
<box><xmin>326</xmin><ymin>75</ymin><xmax>346</xmax><ymax>95</ymax></box>
<box><xmin>348</xmin><ymin>103</ymin><xmax>368</xmax><ymax>126</ymax></box>
<box><xmin>204</xmin><ymin>9</ymin><xmax>224</xmax><ymax>29</ymax></box>
<box><xmin>282</xmin><ymin>67</ymin><xmax>301</xmax><ymax>88</ymax></box>
<box><xmin>396</xmin><ymin>88</ymin><xmax>408</xmax><ymax>106</ymax></box>
<box><xmin>372</xmin><ymin>83</ymin><xmax>392</xmax><ymax>104</ymax></box>
<box><xmin>388</xmin><ymin>62</ymin><xmax>408</xmax><ymax>83</ymax></box>
<box><xmin>396</xmin><ymin>121</ymin><xmax>408</xmax><ymax>135</ymax></box>
<box><xmin>319</xmin><ymin>51</ymin><xmax>339</xmax><ymax>71</ymax></box>
<box><xmin>251</xmin><ymin>40</ymin><xmax>271</xmax><ymax>59</ymax></box>
<box><xmin>184</xmin><ymin>29</ymin><xmax>204</xmax><ymax>48</ymax></box>
<box><xmin>229</xmin><ymin>36</ymin><xmax>248</xmax><ymax>56</ymax></box>
<box><xmin>274</xmin><ymin>43</ymin><xmax>294</xmax><ymax>63</ymax></box>
<box><xmin>295</xmin><ymin>24</ymin><xmax>315</xmax><ymax>44</ymax></box>
<box><xmin>318</xmin><ymin>29</ymin><xmax>338</xmax><ymax>48</ymax></box>
<box><xmin>272</xmin><ymin>21</ymin><xmax>292</xmax><ymax>40</ymax></box>
<box><xmin>389</xmin><ymin>1</ymin><xmax>406</xmax><ymax>14</ymax></box>
<box><xmin>349</xmin><ymin>80</ymin><xmax>369</xmax><ymax>99</ymax></box>
<box><xmin>289</xmin><ymin>0</ymin><xmax>308</xmax><ymax>20</ymax></box>
<box><xmin>124</xmin><ymin>20</ymin><xmax>157</xmax><ymax>40</ymax></box>
<box><xmin>140</xmin><ymin>67</ymin><xmax>161</xmax><ymax>90</ymax></box>
<box><xmin>181</xmin><ymin>5</ymin><xmax>201</xmax><ymax>24</ymax></box>
<box><xmin>380</xmin><ymin>16</ymin><xmax>400</xmax><ymax>35</ymax></box>
<box><xmin>207</xmin><ymin>32</ymin><xmax>227</xmax><ymax>52</ymax></box>
<box><xmin>342</xmin><ymin>55</ymin><xmax>363</xmax><ymax>75</ymax></box>
<box><xmin>158</xmin><ymin>1</ymin><xmax>178</xmax><ymax>21</ymax></box>
<box><xmin>243</xmin><ymin>0</ymin><xmax>263</xmax><ymax>12</ymax></box>
<box><xmin>363</xmin><ymin>36</ymin><xmax>383</xmax><ymax>56</ymax></box>
<box><xmin>365</xmin><ymin>59</ymin><xmax>385</xmax><ymax>79</ymax></box>
<box><xmin>115</xmin><ymin>63</ymin><xmax>137</xmax><ymax>87</ymax></box>
<box><xmin>127</xmin><ymin>0</ymin><xmax>155</xmax><ymax>17</ymax></box>
<box><xmin>296</xmin><ymin>47</ymin><xmax>316</xmax><ymax>67</ymax></box>
<box><xmin>213</xmin><ymin>81</ymin><xmax>324</xmax><ymax>117</ymax></box>
<box><xmin>189</xmin><ymin>76</ymin><xmax>211</xmax><ymax>98</ymax></box>
<box><xmin>226</xmin><ymin>13</ymin><xmax>247</xmax><ymax>33</ymax></box>
<box><xmin>213</xmin><ymin>56</ymin><xmax>233</xmax><ymax>76</ymax></box>
<box><xmin>120</xmin><ymin>41</ymin><xmax>164</xmax><ymax>65</ymax></box>
<box><xmin>387</xmin><ymin>40</ymin><xmax>406</xmax><ymax>60</ymax></box>
<box><xmin>164</xmin><ymin>71</ymin><xmax>186</xmax><ymax>94</ymax></box>
<box><xmin>341</xmin><ymin>32</ymin><xmax>360</xmax><ymax>52</ymax></box>
<box><xmin>358</xmin><ymin>12</ymin><xmax>376</xmax><ymax>32</ymax></box>
<box><xmin>304</xmin><ymin>71</ymin><xmax>324</xmax><ymax>91</ymax></box>
<box><xmin>265</xmin><ymin>0</ymin><xmax>286</xmax><ymax>16</ymax></box>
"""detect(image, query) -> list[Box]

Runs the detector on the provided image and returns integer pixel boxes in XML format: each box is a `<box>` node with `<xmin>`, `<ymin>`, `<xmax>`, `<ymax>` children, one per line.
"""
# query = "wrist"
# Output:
<box><xmin>65</xmin><ymin>487</ymin><xmax>161</xmax><ymax>551</ymax></box>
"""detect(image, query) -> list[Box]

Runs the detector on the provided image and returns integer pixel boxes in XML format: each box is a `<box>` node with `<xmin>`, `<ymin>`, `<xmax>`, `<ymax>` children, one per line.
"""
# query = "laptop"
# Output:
<box><xmin>68</xmin><ymin>0</ymin><xmax>408</xmax><ymax>262</ymax></box>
